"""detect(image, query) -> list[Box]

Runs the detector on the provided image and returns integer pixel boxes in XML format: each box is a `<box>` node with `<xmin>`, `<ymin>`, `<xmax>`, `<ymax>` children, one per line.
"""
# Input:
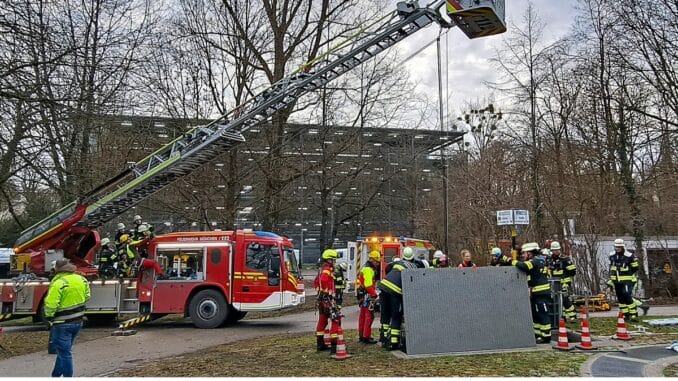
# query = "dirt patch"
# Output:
<box><xmin>113</xmin><ymin>330</ymin><xmax>588</xmax><ymax>377</ymax></box>
<box><xmin>0</xmin><ymin>327</ymin><xmax>110</xmax><ymax>361</ymax></box>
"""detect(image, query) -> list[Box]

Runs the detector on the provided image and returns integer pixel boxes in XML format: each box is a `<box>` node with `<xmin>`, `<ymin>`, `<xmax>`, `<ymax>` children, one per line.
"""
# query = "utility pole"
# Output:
<box><xmin>437</xmin><ymin>31</ymin><xmax>449</xmax><ymax>255</ymax></box>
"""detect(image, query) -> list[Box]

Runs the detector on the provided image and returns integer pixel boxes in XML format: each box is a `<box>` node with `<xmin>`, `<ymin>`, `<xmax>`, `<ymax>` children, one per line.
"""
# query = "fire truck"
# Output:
<box><xmin>1</xmin><ymin>230</ymin><xmax>303</xmax><ymax>328</ymax></box>
<box><xmin>0</xmin><ymin>0</ymin><xmax>505</xmax><ymax>328</ymax></box>
<box><xmin>344</xmin><ymin>235</ymin><xmax>435</xmax><ymax>288</ymax></box>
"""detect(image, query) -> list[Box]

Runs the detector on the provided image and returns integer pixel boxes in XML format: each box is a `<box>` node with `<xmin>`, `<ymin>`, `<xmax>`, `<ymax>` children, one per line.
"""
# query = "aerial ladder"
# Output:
<box><xmin>11</xmin><ymin>0</ymin><xmax>506</xmax><ymax>276</ymax></box>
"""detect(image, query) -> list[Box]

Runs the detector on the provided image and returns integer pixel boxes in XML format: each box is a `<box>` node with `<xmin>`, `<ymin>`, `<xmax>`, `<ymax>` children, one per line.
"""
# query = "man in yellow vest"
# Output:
<box><xmin>44</xmin><ymin>259</ymin><xmax>91</xmax><ymax>377</ymax></box>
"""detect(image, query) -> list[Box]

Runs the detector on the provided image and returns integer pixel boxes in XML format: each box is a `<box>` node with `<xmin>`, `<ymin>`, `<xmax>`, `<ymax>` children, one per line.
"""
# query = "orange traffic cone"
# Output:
<box><xmin>323</xmin><ymin>329</ymin><xmax>331</xmax><ymax>347</ymax></box>
<box><xmin>576</xmin><ymin>308</ymin><xmax>596</xmax><ymax>350</ymax></box>
<box><xmin>612</xmin><ymin>311</ymin><xmax>632</xmax><ymax>340</ymax></box>
<box><xmin>331</xmin><ymin>328</ymin><xmax>351</xmax><ymax>360</ymax></box>
<box><xmin>553</xmin><ymin>319</ymin><xmax>573</xmax><ymax>351</ymax></box>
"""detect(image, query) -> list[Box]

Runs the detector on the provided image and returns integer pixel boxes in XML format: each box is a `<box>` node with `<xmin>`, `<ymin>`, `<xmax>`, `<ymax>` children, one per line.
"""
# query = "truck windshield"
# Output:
<box><xmin>283</xmin><ymin>247</ymin><xmax>301</xmax><ymax>279</ymax></box>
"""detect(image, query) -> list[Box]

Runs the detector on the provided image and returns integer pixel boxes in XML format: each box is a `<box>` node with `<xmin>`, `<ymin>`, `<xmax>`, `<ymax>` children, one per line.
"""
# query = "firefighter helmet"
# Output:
<box><xmin>550</xmin><ymin>241</ymin><xmax>561</xmax><ymax>250</ymax></box>
<box><xmin>521</xmin><ymin>242</ymin><xmax>540</xmax><ymax>253</ymax></box>
<box><xmin>138</xmin><ymin>224</ymin><xmax>149</xmax><ymax>233</ymax></box>
<box><xmin>402</xmin><ymin>247</ymin><xmax>414</xmax><ymax>260</ymax></box>
<box><xmin>541</xmin><ymin>248</ymin><xmax>551</xmax><ymax>257</ymax></box>
<box><xmin>433</xmin><ymin>250</ymin><xmax>444</xmax><ymax>259</ymax></box>
<box><xmin>322</xmin><ymin>249</ymin><xmax>338</xmax><ymax>260</ymax></box>
<box><xmin>117</xmin><ymin>222</ymin><xmax>125</xmax><ymax>230</ymax></box>
<box><xmin>101</xmin><ymin>238</ymin><xmax>111</xmax><ymax>246</ymax></box>
<box><xmin>120</xmin><ymin>234</ymin><xmax>130</xmax><ymax>243</ymax></box>
<box><xmin>133</xmin><ymin>215</ymin><xmax>142</xmax><ymax>223</ymax></box>
<box><xmin>614</xmin><ymin>238</ymin><xmax>625</xmax><ymax>247</ymax></box>
<box><xmin>337</xmin><ymin>262</ymin><xmax>348</xmax><ymax>271</ymax></box>
<box><xmin>369</xmin><ymin>250</ymin><xmax>381</xmax><ymax>261</ymax></box>
<box><xmin>491</xmin><ymin>247</ymin><xmax>502</xmax><ymax>256</ymax></box>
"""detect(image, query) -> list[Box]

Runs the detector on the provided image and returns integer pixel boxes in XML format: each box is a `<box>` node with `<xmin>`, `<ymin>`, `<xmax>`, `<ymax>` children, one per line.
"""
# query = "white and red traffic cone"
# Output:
<box><xmin>553</xmin><ymin>319</ymin><xmax>573</xmax><ymax>351</ymax></box>
<box><xmin>576</xmin><ymin>307</ymin><xmax>596</xmax><ymax>350</ymax></box>
<box><xmin>331</xmin><ymin>327</ymin><xmax>351</xmax><ymax>360</ymax></box>
<box><xmin>612</xmin><ymin>311</ymin><xmax>632</xmax><ymax>340</ymax></box>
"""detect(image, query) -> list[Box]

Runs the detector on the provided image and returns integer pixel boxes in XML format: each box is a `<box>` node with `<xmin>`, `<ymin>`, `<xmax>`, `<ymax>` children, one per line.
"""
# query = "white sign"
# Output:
<box><xmin>513</xmin><ymin>210</ymin><xmax>530</xmax><ymax>225</ymax></box>
<box><xmin>496</xmin><ymin>210</ymin><xmax>514</xmax><ymax>225</ymax></box>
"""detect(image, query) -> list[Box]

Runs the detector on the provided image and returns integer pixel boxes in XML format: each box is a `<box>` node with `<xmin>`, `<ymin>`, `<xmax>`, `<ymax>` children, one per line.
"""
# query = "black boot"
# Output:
<box><xmin>330</xmin><ymin>339</ymin><xmax>337</xmax><ymax>355</ymax></box>
<box><xmin>640</xmin><ymin>304</ymin><xmax>650</xmax><ymax>316</ymax></box>
<box><xmin>316</xmin><ymin>336</ymin><xmax>329</xmax><ymax>352</ymax></box>
<box><xmin>361</xmin><ymin>337</ymin><xmax>378</xmax><ymax>344</ymax></box>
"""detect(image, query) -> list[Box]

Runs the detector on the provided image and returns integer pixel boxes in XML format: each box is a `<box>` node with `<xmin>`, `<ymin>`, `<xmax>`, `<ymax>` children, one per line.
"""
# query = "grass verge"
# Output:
<box><xmin>114</xmin><ymin>330</ymin><xmax>588</xmax><ymax>377</ymax></box>
<box><xmin>664</xmin><ymin>363</ymin><xmax>678</xmax><ymax>377</ymax></box>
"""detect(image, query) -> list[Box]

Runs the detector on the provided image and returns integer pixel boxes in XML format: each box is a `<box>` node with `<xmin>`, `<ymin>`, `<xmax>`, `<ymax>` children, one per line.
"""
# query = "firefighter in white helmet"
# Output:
<box><xmin>378</xmin><ymin>247</ymin><xmax>417</xmax><ymax>350</ymax></box>
<box><xmin>115</xmin><ymin>222</ymin><xmax>126</xmax><ymax>249</ymax></box>
<box><xmin>432</xmin><ymin>250</ymin><xmax>450</xmax><ymax>268</ymax></box>
<box><xmin>606</xmin><ymin>239</ymin><xmax>648</xmax><ymax>320</ymax></box>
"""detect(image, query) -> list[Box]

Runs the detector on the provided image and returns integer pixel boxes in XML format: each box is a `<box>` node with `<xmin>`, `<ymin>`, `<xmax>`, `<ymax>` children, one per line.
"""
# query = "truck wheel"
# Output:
<box><xmin>32</xmin><ymin>302</ymin><xmax>46</xmax><ymax>323</ymax></box>
<box><xmin>189</xmin><ymin>289</ymin><xmax>229</xmax><ymax>329</ymax></box>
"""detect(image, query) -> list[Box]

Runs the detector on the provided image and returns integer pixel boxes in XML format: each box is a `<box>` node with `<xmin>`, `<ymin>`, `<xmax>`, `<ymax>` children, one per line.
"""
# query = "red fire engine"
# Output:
<box><xmin>0</xmin><ymin>230</ymin><xmax>304</xmax><ymax>328</ymax></box>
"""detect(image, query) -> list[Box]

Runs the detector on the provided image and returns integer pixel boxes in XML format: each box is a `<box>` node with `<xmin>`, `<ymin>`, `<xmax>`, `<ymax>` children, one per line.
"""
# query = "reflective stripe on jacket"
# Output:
<box><xmin>505</xmin><ymin>256</ymin><xmax>551</xmax><ymax>296</ymax></box>
<box><xmin>609</xmin><ymin>251</ymin><xmax>639</xmax><ymax>283</ymax></box>
<box><xmin>44</xmin><ymin>272</ymin><xmax>91</xmax><ymax>323</ymax></box>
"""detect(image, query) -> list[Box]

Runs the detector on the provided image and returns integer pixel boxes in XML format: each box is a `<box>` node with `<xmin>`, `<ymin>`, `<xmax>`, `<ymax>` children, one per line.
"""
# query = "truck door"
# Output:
<box><xmin>232</xmin><ymin>241</ymin><xmax>282</xmax><ymax>311</ymax></box>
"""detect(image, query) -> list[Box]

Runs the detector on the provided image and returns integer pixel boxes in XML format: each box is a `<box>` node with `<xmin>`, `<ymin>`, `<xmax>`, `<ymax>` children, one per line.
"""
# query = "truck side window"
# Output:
<box><xmin>246</xmin><ymin>243</ymin><xmax>270</xmax><ymax>271</ymax></box>
<box><xmin>268</xmin><ymin>250</ymin><xmax>280</xmax><ymax>286</ymax></box>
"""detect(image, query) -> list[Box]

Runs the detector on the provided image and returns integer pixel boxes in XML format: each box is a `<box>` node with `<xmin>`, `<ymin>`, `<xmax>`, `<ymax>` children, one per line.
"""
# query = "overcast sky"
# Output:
<box><xmin>390</xmin><ymin>0</ymin><xmax>577</xmax><ymax>115</ymax></box>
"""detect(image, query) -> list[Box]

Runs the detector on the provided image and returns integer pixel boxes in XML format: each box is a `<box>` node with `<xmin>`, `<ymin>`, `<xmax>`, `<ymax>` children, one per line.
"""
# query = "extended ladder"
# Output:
<box><xmin>15</xmin><ymin>0</ymin><xmax>506</xmax><ymax>250</ymax></box>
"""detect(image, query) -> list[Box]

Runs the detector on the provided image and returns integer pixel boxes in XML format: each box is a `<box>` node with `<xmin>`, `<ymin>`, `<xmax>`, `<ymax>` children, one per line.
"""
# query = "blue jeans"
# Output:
<box><xmin>50</xmin><ymin>322</ymin><xmax>82</xmax><ymax>377</ymax></box>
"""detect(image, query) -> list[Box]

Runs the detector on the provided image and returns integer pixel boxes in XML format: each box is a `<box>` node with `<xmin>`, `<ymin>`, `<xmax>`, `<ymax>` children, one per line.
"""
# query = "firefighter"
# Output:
<box><xmin>431</xmin><ymin>250</ymin><xmax>445</xmax><ymax>268</ymax></box>
<box><xmin>489</xmin><ymin>247</ymin><xmax>509</xmax><ymax>266</ymax></box>
<box><xmin>607</xmin><ymin>239</ymin><xmax>648</xmax><ymax>320</ymax></box>
<box><xmin>130</xmin><ymin>224</ymin><xmax>154</xmax><ymax>258</ymax></box>
<box><xmin>98</xmin><ymin>238</ymin><xmax>117</xmax><ymax>278</ymax></box>
<box><xmin>549</xmin><ymin>241</ymin><xmax>577</xmax><ymax>322</ymax></box>
<box><xmin>131</xmin><ymin>215</ymin><xmax>154</xmax><ymax>240</ymax></box>
<box><xmin>378</xmin><ymin>246</ymin><xmax>416</xmax><ymax>350</ymax></box>
<box><xmin>315</xmin><ymin>249</ymin><xmax>341</xmax><ymax>353</ymax></box>
<box><xmin>500</xmin><ymin>242</ymin><xmax>552</xmax><ymax>343</ymax></box>
<box><xmin>333</xmin><ymin>261</ymin><xmax>347</xmax><ymax>308</ymax></box>
<box><xmin>458</xmin><ymin>249</ymin><xmax>478</xmax><ymax>268</ymax></box>
<box><xmin>379</xmin><ymin>257</ymin><xmax>400</xmax><ymax>344</ymax></box>
<box><xmin>414</xmin><ymin>252</ymin><xmax>430</xmax><ymax>268</ymax></box>
<box><xmin>357</xmin><ymin>251</ymin><xmax>380</xmax><ymax>344</ymax></box>
<box><xmin>115</xmin><ymin>223</ymin><xmax>126</xmax><ymax>249</ymax></box>
<box><xmin>116</xmin><ymin>234</ymin><xmax>137</xmax><ymax>277</ymax></box>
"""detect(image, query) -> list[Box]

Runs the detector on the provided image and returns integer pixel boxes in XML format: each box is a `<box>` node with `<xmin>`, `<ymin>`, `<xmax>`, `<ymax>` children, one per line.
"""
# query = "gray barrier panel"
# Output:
<box><xmin>401</xmin><ymin>266</ymin><xmax>536</xmax><ymax>355</ymax></box>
